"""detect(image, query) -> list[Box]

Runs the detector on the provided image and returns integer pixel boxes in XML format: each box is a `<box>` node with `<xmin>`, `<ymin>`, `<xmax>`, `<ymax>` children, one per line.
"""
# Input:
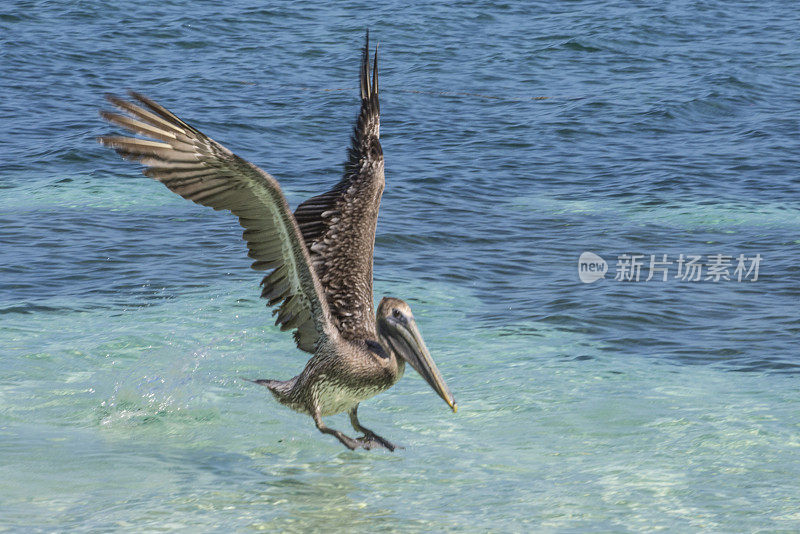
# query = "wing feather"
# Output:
<box><xmin>99</xmin><ymin>92</ymin><xmax>336</xmax><ymax>354</ymax></box>
<box><xmin>293</xmin><ymin>31</ymin><xmax>384</xmax><ymax>340</ymax></box>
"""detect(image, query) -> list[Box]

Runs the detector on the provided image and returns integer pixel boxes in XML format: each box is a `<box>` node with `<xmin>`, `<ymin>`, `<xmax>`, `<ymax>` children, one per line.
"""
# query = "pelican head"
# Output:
<box><xmin>377</xmin><ymin>297</ymin><xmax>457</xmax><ymax>412</ymax></box>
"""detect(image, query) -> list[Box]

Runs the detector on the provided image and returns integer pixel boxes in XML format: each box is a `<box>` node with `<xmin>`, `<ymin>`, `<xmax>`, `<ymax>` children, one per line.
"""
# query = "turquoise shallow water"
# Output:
<box><xmin>2</xmin><ymin>0</ymin><xmax>800</xmax><ymax>531</ymax></box>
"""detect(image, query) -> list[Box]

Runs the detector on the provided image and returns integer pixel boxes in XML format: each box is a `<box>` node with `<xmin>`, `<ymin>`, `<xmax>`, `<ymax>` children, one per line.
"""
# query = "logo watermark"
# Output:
<box><xmin>578</xmin><ymin>252</ymin><xmax>762</xmax><ymax>283</ymax></box>
<box><xmin>578</xmin><ymin>252</ymin><xmax>608</xmax><ymax>283</ymax></box>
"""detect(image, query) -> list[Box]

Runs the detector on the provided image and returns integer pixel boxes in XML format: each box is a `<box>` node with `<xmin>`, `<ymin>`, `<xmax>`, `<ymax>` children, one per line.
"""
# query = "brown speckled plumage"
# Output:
<box><xmin>294</xmin><ymin>35</ymin><xmax>383</xmax><ymax>341</ymax></box>
<box><xmin>99</xmin><ymin>31</ymin><xmax>455</xmax><ymax>451</ymax></box>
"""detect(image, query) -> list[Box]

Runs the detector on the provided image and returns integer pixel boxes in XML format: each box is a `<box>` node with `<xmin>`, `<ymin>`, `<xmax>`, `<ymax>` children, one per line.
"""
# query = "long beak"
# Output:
<box><xmin>391</xmin><ymin>319</ymin><xmax>457</xmax><ymax>412</ymax></box>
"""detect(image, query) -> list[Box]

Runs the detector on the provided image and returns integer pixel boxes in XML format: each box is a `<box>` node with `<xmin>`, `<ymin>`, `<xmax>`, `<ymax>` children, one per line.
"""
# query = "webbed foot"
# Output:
<box><xmin>356</xmin><ymin>433</ymin><xmax>401</xmax><ymax>451</ymax></box>
<box><xmin>348</xmin><ymin>405</ymin><xmax>402</xmax><ymax>451</ymax></box>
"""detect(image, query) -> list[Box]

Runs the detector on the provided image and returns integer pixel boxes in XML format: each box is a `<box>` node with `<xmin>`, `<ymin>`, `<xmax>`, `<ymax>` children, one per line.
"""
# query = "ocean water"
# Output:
<box><xmin>2</xmin><ymin>0</ymin><xmax>800</xmax><ymax>531</ymax></box>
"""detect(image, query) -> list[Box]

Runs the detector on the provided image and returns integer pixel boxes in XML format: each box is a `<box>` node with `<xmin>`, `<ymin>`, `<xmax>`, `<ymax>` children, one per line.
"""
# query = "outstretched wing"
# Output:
<box><xmin>294</xmin><ymin>31</ymin><xmax>385</xmax><ymax>341</ymax></box>
<box><xmin>99</xmin><ymin>92</ymin><xmax>336</xmax><ymax>354</ymax></box>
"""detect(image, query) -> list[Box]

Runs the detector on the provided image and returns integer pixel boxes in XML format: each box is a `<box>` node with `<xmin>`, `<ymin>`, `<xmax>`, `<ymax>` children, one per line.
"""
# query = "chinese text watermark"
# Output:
<box><xmin>578</xmin><ymin>252</ymin><xmax>761</xmax><ymax>284</ymax></box>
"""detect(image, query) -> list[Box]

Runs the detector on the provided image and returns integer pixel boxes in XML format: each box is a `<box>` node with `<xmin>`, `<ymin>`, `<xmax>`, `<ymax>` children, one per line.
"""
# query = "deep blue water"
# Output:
<box><xmin>2</xmin><ymin>1</ymin><xmax>799</xmax><ymax>531</ymax></box>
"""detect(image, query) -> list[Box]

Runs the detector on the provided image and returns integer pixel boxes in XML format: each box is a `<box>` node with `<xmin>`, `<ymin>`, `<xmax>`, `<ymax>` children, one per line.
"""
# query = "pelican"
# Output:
<box><xmin>98</xmin><ymin>32</ymin><xmax>456</xmax><ymax>450</ymax></box>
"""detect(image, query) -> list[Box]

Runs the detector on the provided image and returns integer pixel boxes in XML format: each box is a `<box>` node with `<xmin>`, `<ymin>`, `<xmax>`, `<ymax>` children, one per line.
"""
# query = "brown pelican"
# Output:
<box><xmin>98</xmin><ymin>32</ymin><xmax>456</xmax><ymax>450</ymax></box>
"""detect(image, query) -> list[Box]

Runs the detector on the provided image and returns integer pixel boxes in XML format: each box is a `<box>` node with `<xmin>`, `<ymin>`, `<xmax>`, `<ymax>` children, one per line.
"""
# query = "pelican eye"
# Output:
<box><xmin>391</xmin><ymin>308</ymin><xmax>407</xmax><ymax>324</ymax></box>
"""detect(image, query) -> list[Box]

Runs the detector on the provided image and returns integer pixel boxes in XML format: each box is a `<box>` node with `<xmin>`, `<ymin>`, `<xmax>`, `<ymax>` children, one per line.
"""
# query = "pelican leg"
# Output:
<box><xmin>349</xmin><ymin>405</ymin><xmax>399</xmax><ymax>451</ymax></box>
<box><xmin>312</xmin><ymin>411</ymin><xmax>363</xmax><ymax>450</ymax></box>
